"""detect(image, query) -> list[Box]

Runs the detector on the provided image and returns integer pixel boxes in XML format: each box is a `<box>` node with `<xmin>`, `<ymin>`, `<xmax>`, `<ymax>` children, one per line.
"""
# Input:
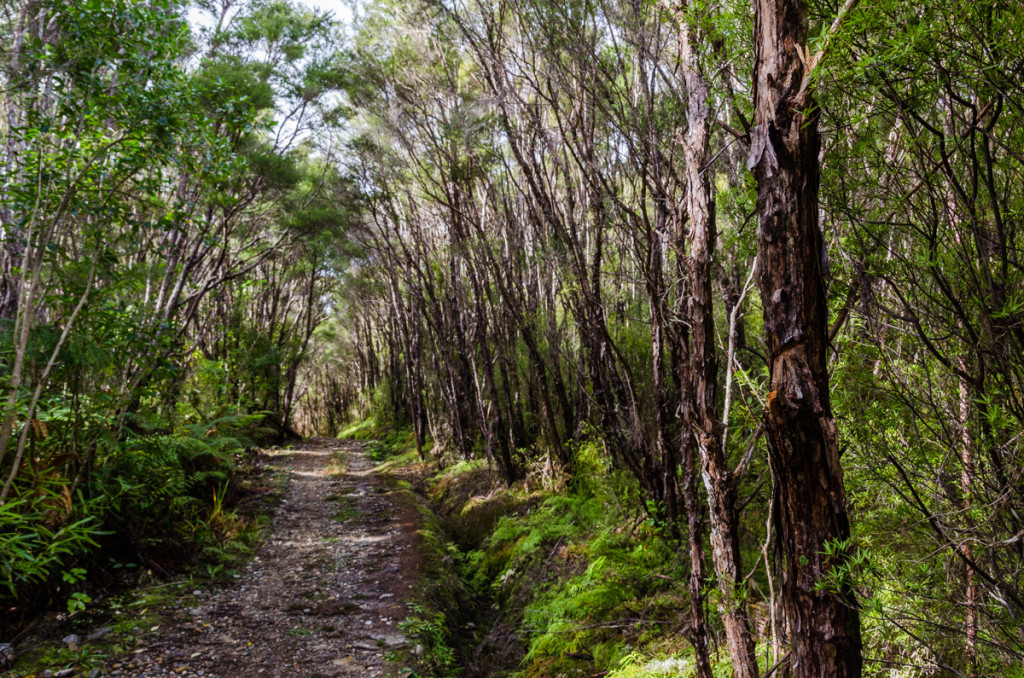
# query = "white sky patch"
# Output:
<box><xmin>300</xmin><ymin>0</ymin><xmax>353</xmax><ymax>24</ymax></box>
<box><xmin>182</xmin><ymin>0</ymin><xmax>353</xmax><ymax>156</ymax></box>
<box><xmin>186</xmin><ymin>1</ymin><xmax>353</xmax><ymax>32</ymax></box>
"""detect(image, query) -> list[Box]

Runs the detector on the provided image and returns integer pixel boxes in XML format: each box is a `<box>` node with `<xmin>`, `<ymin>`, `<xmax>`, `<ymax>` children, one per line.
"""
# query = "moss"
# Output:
<box><xmin>339</xmin><ymin>417</ymin><xmax>381</xmax><ymax>440</ymax></box>
<box><xmin>354</xmin><ymin>429</ymin><xmax>740</xmax><ymax>678</ymax></box>
<box><xmin>375</xmin><ymin>449</ymin><xmax>421</xmax><ymax>473</ymax></box>
<box><xmin>8</xmin><ymin>645</ymin><xmax>81</xmax><ymax>676</ymax></box>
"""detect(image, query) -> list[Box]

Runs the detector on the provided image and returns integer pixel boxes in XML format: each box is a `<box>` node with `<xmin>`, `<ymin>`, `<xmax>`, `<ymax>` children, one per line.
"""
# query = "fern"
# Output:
<box><xmin>0</xmin><ymin>490</ymin><xmax>102</xmax><ymax>600</ymax></box>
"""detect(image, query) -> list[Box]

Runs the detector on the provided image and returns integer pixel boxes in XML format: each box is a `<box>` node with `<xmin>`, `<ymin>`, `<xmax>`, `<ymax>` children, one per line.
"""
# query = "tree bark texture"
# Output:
<box><xmin>670</xmin><ymin>9</ymin><xmax>760</xmax><ymax>675</ymax></box>
<box><xmin>750</xmin><ymin>0</ymin><xmax>863</xmax><ymax>675</ymax></box>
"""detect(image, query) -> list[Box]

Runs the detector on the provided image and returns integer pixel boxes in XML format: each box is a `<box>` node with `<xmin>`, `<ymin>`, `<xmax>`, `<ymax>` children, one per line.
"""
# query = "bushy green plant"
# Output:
<box><xmin>366</xmin><ymin>426</ymin><xmax>416</xmax><ymax>461</ymax></box>
<box><xmin>400</xmin><ymin>603</ymin><xmax>461</xmax><ymax>676</ymax></box>
<box><xmin>0</xmin><ymin>408</ymin><xmax>266</xmax><ymax>611</ymax></box>
<box><xmin>92</xmin><ymin>412</ymin><xmax>263</xmax><ymax>561</ymax></box>
<box><xmin>0</xmin><ymin>488</ymin><xmax>102</xmax><ymax>602</ymax></box>
<box><xmin>606</xmin><ymin>652</ymin><xmax>698</xmax><ymax>678</ymax></box>
<box><xmin>339</xmin><ymin>417</ymin><xmax>380</xmax><ymax>439</ymax></box>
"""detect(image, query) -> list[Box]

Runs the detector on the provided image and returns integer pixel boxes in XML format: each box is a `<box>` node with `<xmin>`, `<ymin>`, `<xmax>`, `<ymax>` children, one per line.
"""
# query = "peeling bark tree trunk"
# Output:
<box><xmin>750</xmin><ymin>0</ymin><xmax>863</xmax><ymax>675</ymax></box>
<box><xmin>669</xmin><ymin>6</ymin><xmax>759</xmax><ymax>675</ymax></box>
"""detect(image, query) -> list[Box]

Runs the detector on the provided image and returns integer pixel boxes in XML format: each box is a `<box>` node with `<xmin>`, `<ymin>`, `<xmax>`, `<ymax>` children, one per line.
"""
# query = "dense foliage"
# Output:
<box><xmin>0</xmin><ymin>0</ymin><xmax>352</xmax><ymax>623</ymax></box>
<box><xmin>322</xmin><ymin>0</ymin><xmax>1024</xmax><ymax>675</ymax></box>
<box><xmin>2</xmin><ymin>0</ymin><xmax>1022</xmax><ymax>676</ymax></box>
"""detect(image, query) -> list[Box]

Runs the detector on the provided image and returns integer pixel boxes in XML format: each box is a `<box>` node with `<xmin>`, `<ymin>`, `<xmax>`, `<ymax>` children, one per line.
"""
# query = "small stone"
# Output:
<box><xmin>61</xmin><ymin>634</ymin><xmax>80</xmax><ymax>648</ymax></box>
<box><xmin>88</xmin><ymin>626</ymin><xmax>114</xmax><ymax>641</ymax></box>
<box><xmin>193</xmin><ymin>590</ymin><xmax>203</xmax><ymax>596</ymax></box>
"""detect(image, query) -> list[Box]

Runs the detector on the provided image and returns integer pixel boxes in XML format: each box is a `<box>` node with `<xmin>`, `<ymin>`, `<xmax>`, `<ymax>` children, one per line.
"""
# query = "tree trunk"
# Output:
<box><xmin>668</xmin><ymin>5</ymin><xmax>760</xmax><ymax>674</ymax></box>
<box><xmin>750</xmin><ymin>0</ymin><xmax>863</xmax><ymax>674</ymax></box>
<box><xmin>679</xmin><ymin>432</ymin><xmax>714</xmax><ymax>678</ymax></box>
<box><xmin>958</xmin><ymin>359</ymin><xmax>978</xmax><ymax>677</ymax></box>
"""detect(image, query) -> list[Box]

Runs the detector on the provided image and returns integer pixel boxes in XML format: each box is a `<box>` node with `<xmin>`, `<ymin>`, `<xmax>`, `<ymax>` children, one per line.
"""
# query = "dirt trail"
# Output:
<box><xmin>112</xmin><ymin>439</ymin><xmax>420</xmax><ymax>678</ymax></box>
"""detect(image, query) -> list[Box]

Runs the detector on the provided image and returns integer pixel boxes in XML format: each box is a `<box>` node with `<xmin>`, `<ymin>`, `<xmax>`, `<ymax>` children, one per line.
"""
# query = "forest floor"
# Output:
<box><xmin>30</xmin><ymin>439</ymin><xmax>424</xmax><ymax>678</ymax></box>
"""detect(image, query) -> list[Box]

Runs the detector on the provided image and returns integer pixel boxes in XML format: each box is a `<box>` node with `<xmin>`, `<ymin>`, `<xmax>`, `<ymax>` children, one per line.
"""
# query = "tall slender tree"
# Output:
<box><xmin>749</xmin><ymin>0</ymin><xmax>862</xmax><ymax>674</ymax></box>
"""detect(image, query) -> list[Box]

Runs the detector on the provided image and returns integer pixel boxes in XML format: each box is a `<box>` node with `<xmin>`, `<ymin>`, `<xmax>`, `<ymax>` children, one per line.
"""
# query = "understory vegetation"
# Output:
<box><xmin>1</xmin><ymin>413</ymin><xmax>274</xmax><ymax>623</ymax></box>
<box><xmin>378</xmin><ymin>411</ymin><xmax>1024</xmax><ymax>678</ymax></box>
<box><xmin>384</xmin><ymin>428</ymin><xmax>776</xmax><ymax>678</ymax></box>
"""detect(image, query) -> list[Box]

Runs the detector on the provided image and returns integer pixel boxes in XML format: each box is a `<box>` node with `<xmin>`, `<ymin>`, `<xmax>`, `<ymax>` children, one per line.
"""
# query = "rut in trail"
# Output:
<box><xmin>112</xmin><ymin>439</ymin><xmax>421</xmax><ymax>678</ymax></box>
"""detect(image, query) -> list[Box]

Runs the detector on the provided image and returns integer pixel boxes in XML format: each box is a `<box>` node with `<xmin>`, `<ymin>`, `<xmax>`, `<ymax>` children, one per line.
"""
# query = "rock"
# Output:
<box><xmin>87</xmin><ymin>626</ymin><xmax>114</xmax><ymax>641</ymax></box>
<box><xmin>61</xmin><ymin>634</ymin><xmax>80</xmax><ymax>649</ymax></box>
<box><xmin>0</xmin><ymin>643</ymin><xmax>14</xmax><ymax>670</ymax></box>
<box><xmin>371</xmin><ymin>634</ymin><xmax>407</xmax><ymax>648</ymax></box>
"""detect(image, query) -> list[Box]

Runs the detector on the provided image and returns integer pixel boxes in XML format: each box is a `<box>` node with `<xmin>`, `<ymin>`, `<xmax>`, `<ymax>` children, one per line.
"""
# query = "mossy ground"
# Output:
<box><xmin>5</xmin><ymin>581</ymin><xmax>223</xmax><ymax>677</ymax></box>
<box><xmin>353</xmin><ymin>426</ymin><xmax>771</xmax><ymax>678</ymax></box>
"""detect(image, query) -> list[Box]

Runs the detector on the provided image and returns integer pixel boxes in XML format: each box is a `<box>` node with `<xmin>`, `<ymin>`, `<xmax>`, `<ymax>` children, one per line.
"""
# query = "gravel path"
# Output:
<box><xmin>108</xmin><ymin>439</ymin><xmax>420</xmax><ymax>677</ymax></box>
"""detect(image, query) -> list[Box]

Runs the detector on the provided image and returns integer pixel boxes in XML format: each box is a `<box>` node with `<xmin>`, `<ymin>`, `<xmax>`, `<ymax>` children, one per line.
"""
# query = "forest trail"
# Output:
<box><xmin>111</xmin><ymin>439</ymin><xmax>420</xmax><ymax>677</ymax></box>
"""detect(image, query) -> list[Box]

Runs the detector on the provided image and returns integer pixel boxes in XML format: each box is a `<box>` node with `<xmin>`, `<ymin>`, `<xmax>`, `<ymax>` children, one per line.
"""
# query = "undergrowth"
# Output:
<box><xmin>363</xmin><ymin>428</ymin><xmax>750</xmax><ymax>678</ymax></box>
<box><xmin>1</xmin><ymin>431</ymin><xmax>287</xmax><ymax>677</ymax></box>
<box><xmin>466</xmin><ymin>443</ymin><xmax>707</xmax><ymax>678</ymax></box>
<box><xmin>336</xmin><ymin>420</ymin><xmax>774</xmax><ymax>678</ymax></box>
<box><xmin>339</xmin><ymin>419</ymin><xmax>428</xmax><ymax>466</ymax></box>
<box><xmin>392</xmin><ymin>476</ymin><xmax>475</xmax><ymax>678</ymax></box>
<box><xmin>366</xmin><ymin>427</ymin><xmax>416</xmax><ymax>462</ymax></box>
<box><xmin>1</xmin><ymin>412</ymin><xmax>281</xmax><ymax>632</ymax></box>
